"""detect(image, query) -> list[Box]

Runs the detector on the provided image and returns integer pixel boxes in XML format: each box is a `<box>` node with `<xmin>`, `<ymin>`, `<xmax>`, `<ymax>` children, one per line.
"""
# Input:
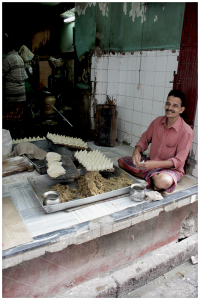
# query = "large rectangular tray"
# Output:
<box><xmin>27</xmin><ymin>165</ymin><xmax>140</xmax><ymax>214</ymax></box>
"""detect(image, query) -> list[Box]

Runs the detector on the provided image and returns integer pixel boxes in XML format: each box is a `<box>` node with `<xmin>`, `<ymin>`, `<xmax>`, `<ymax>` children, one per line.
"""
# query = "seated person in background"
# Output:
<box><xmin>118</xmin><ymin>90</ymin><xmax>194</xmax><ymax>193</ymax></box>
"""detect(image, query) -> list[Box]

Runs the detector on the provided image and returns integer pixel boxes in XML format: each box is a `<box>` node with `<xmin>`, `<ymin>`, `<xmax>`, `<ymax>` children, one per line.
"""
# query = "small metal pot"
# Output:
<box><xmin>130</xmin><ymin>183</ymin><xmax>145</xmax><ymax>202</ymax></box>
<box><xmin>43</xmin><ymin>191</ymin><xmax>61</xmax><ymax>206</ymax></box>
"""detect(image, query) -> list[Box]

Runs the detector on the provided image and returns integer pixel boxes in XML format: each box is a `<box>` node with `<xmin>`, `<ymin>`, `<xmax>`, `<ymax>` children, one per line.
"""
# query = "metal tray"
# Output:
<box><xmin>27</xmin><ymin>165</ymin><xmax>140</xmax><ymax>213</ymax></box>
<box><xmin>13</xmin><ymin>139</ymin><xmax>76</xmax><ymax>175</ymax></box>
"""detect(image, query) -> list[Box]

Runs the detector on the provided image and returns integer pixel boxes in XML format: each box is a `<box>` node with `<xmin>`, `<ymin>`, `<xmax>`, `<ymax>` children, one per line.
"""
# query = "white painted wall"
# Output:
<box><xmin>90</xmin><ymin>50</ymin><xmax>198</xmax><ymax>178</ymax></box>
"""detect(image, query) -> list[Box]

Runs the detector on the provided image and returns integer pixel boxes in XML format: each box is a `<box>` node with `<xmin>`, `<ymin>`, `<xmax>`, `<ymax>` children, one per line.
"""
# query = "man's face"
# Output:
<box><xmin>165</xmin><ymin>96</ymin><xmax>185</xmax><ymax>119</ymax></box>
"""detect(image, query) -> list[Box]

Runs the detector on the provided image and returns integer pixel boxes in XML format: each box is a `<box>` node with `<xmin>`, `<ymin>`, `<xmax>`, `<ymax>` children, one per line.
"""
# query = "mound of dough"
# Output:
<box><xmin>47</xmin><ymin>164</ymin><xmax>66</xmax><ymax>178</ymax></box>
<box><xmin>46</xmin><ymin>152</ymin><xmax>61</xmax><ymax>162</ymax></box>
<box><xmin>47</xmin><ymin>161</ymin><xmax>62</xmax><ymax>168</ymax></box>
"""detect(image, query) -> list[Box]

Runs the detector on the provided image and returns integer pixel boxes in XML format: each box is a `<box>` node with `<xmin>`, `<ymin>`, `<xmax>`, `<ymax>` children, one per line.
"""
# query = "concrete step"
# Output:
<box><xmin>55</xmin><ymin>233</ymin><xmax>197</xmax><ymax>298</ymax></box>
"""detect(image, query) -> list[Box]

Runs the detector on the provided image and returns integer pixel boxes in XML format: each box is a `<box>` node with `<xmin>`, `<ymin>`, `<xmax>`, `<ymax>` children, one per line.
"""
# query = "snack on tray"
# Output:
<box><xmin>47</xmin><ymin>132</ymin><xmax>88</xmax><ymax>148</ymax></box>
<box><xmin>74</xmin><ymin>149</ymin><xmax>114</xmax><ymax>171</ymax></box>
<box><xmin>47</xmin><ymin>164</ymin><xmax>66</xmax><ymax>178</ymax></box>
<box><xmin>46</xmin><ymin>152</ymin><xmax>61</xmax><ymax>162</ymax></box>
<box><xmin>12</xmin><ymin>136</ymin><xmax>46</xmax><ymax>144</ymax></box>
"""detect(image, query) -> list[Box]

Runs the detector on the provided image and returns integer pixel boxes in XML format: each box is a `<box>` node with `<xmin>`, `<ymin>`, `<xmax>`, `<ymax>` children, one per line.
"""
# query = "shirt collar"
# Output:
<box><xmin>161</xmin><ymin>116</ymin><xmax>182</xmax><ymax>132</ymax></box>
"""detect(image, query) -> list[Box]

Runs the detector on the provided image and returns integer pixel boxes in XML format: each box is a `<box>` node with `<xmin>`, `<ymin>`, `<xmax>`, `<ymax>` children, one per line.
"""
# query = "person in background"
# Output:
<box><xmin>118</xmin><ymin>90</ymin><xmax>194</xmax><ymax>193</ymax></box>
<box><xmin>3</xmin><ymin>34</ymin><xmax>26</xmax><ymax>139</ymax></box>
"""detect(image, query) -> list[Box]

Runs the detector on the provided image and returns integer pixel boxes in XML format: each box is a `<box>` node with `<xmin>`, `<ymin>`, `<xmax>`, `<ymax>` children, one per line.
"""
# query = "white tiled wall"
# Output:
<box><xmin>91</xmin><ymin>50</ymin><xmax>180</xmax><ymax>153</ymax></box>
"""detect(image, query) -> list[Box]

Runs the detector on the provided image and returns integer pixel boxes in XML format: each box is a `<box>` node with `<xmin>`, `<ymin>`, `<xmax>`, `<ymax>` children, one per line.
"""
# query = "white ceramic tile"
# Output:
<box><xmin>95</xmin><ymin>94</ymin><xmax>102</xmax><ymax>104</ymax></box>
<box><xmin>118</xmin><ymin>83</ymin><xmax>127</xmax><ymax>96</ymax></box>
<box><xmin>130</xmin><ymin>135</ymin><xmax>139</xmax><ymax>148</ymax></box>
<box><xmin>135</xmin><ymin>56</ymin><xmax>140</xmax><ymax>70</ymax></box>
<box><xmin>119</xmin><ymin>57</ymin><xmax>128</xmax><ymax>70</ymax></box>
<box><xmin>133</xmin><ymin>98</ymin><xmax>143</xmax><ymax>112</ymax></box>
<box><xmin>140</xmin><ymin>125</ymin><xmax>148</xmax><ymax>135</ymax></box>
<box><xmin>123</xmin><ymin>132</ymin><xmax>132</xmax><ymax>144</ymax></box>
<box><xmin>91</xmin><ymin>55</ymin><xmax>95</xmax><ymax>69</ymax></box>
<box><xmin>139</xmin><ymin>71</ymin><xmax>145</xmax><ymax>85</ymax></box>
<box><xmin>191</xmin><ymin>142</ymin><xmax>197</xmax><ymax>156</ymax></box>
<box><xmin>143</xmin><ymin>85</ymin><xmax>154</xmax><ymax>100</ymax></box>
<box><xmin>101</xmin><ymin>94</ymin><xmax>107</xmax><ymax>104</ymax></box>
<box><xmin>133</xmin><ymin>110</ymin><xmax>142</xmax><ymax>125</ymax></box>
<box><xmin>102</xmin><ymin>56</ymin><xmax>109</xmax><ymax>69</ymax></box>
<box><xmin>118</xmin><ymin>107</ymin><xmax>125</xmax><ymax>120</ymax></box>
<box><xmin>96</xmin><ymin>57</ymin><xmax>103</xmax><ymax>69</ymax></box>
<box><xmin>144</xmin><ymin>71</ymin><xmax>155</xmax><ymax>86</ymax></box>
<box><xmin>127</xmin><ymin>71</ymin><xmax>136</xmax><ymax>84</ymax></box>
<box><xmin>156</xmin><ymin>56</ymin><xmax>168</xmax><ymax>72</ymax></box>
<box><xmin>108</xmin><ymin>69</ymin><xmax>119</xmax><ymax>83</ymax></box>
<box><xmin>141</xmin><ymin>112</ymin><xmax>152</xmax><ymax>127</ymax></box>
<box><xmin>125</xmin><ymin>108</ymin><xmax>133</xmax><ymax>123</ymax></box>
<box><xmin>101</xmin><ymin>82</ymin><xmax>108</xmax><ymax>95</ymax></box>
<box><xmin>95</xmin><ymin>69</ymin><xmax>103</xmax><ymax>82</ymax></box>
<box><xmin>117</xmin><ymin>130</ymin><xmax>124</xmax><ymax>142</ymax></box>
<box><xmin>152</xmin><ymin>100</ymin><xmax>164</xmax><ymax>116</ymax></box>
<box><xmin>146</xmin><ymin>51</ymin><xmax>157</xmax><ymax>57</ymax></box>
<box><xmin>168</xmin><ymin>49</ymin><xmax>179</xmax><ymax>56</ymax></box>
<box><xmin>154</xmin><ymin>86</ymin><xmax>165</xmax><ymax>102</ymax></box>
<box><xmin>91</xmin><ymin>68</ymin><xmax>95</xmax><ymax>81</ymax></box>
<box><xmin>165</xmin><ymin>72</ymin><xmax>174</xmax><ymax>88</ymax></box>
<box><xmin>157</xmin><ymin>50</ymin><xmax>169</xmax><ymax>56</ymax></box>
<box><xmin>125</xmin><ymin>96</ymin><xmax>134</xmax><ymax>110</ymax></box>
<box><xmin>154</xmin><ymin>72</ymin><xmax>166</xmax><ymax>87</ymax></box>
<box><xmin>193</xmin><ymin>126</ymin><xmax>198</xmax><ymax>144</ymax></box>
<box><xmin>127</xmin><ymin>55</ymin><xmax>136</xmax><ymax>71</ymax></box>
<box><xmin>117</xmin><ymin>119</ymin><xmax>125</xmax><ymax>131</ymax></box>
<box><xmin>140</xmin><ymin>56</ymin><xmax>146</xmax><ymax>71</ymax></box>
<box><xmin>145</xmin><ymin>56</ymin><xmax>156</xmax><ymax>71</ymax></box>
<box><xmin>195</xmin><ymin>145</ymin><xmax>198</xmax><ymax>161</ymax></box>
<box><xmin>119</xmin><ymin>95</ymin><xmax>126</xmax><ymax>108</ymax></box>
<box><xmin>194</xmin><ymin>108</ymin><xmax>198</xmax><ymax>126</ymax></box>
<box><xmin>164</xmin><ymin>87</ymin><xmax>170</xmax><ymax>102</ymax></box>
<box><xmin>191</xmin><ymin>165</ymin><xmax>198</xmax><ymax>177</ymax></box>
<box><xmin>132</xmin><ymin>123</ymin><xmax>141</xmax><ymax>137</ymax></box>
<box><xmin>166</xmin><ymin>55</ymin><xmax>178</xmax><ymax>72</ymax></box>
<box><xmin>95</xmin><ymin>82</ymin><xmax>102</xmax><ymax>94</ymax></box>
<box><xmin>108</xmin><ymin>57</ymin><xmax>119</xmax><ymax>70</ymax></box>
<box><xmin>124</xmin><ymin>121</ymin><xmax>133</xmax><ymax>135</ymax></box>
<box><xmin>142</xmin><ymin>99</ymin><xmax>153</xmax><ymax>114</ymax></box>
<box><xmin>102</xmin><ymin>69</ymin><xmax>108</xmax><ymax>82</ymax></box>
<box><xmin>126</xmin><ymin>84</ymin><xmax>135</xmax><ymax>97</ymax></box>
<box><xmin>119</xmin><ymin>71</ymin><xmax>127</xmax><ymax>83</ymax></box>
<box><xmin>134</xmin><ymin>83</ymin><xmax>143</xmax><ymax>98</ymax></box>
<box><xmin>134</xmin><ymin>51</ymin><xmax>141</xmax><ymax>57</ymax></box>
<box><xmin>107</xmin><ymin>82</ymin><xmax>118</xmax><ymax>95</ymax></box>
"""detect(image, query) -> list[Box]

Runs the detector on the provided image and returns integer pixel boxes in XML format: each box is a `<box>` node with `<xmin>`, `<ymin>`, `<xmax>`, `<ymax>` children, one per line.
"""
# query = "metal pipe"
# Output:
<box><xmin>52</xmin><ymin>105</ymin><xmax>73</xmax><ymax>127</ymax></box>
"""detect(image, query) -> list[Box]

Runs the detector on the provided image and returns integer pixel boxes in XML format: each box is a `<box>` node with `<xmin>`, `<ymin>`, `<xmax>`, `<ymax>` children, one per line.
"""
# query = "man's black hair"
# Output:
<box><xmin>167</xmin><ymin>90</ymin><xmax>186</xmax><ymax>107</ymax></box>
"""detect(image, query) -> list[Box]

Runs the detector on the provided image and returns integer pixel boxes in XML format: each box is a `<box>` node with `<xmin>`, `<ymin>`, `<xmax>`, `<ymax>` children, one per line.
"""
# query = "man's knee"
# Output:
<box><xmin>152</xmin><ymin>173</ymin><xmax>173</xmax><ymax>190</ymax></box>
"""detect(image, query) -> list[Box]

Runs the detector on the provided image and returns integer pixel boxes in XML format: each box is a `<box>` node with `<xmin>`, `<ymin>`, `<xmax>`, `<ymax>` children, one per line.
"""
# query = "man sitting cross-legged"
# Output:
<box><xmin>118</xmin><ymin>90</ymin><xmax>194</xmax><ymax>193</ymax></box>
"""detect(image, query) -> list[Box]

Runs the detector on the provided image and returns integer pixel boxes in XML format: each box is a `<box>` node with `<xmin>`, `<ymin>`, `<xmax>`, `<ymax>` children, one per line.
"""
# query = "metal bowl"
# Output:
<box><xmin>43</xmin><ymin>191</ymin><xmax>61</xmax><ymax>206</ymax></box>
<box><xmin>130</xmin><ymin>183</ymin><xmax>145</xmax><ymax>202</ymax></box>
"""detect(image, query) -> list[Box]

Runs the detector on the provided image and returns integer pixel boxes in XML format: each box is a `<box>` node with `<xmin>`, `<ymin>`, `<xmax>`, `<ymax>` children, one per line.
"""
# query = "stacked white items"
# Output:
<box><xmin>74</xmin><ymin>149</ymin><xmax>114</xmax><ymax>171</ymax></box>
<box><xmin>47</xmin><ymin>132</ymin><xmax>88</xmax><ymax>148</ymax></box>
<box><xmin>12</xmin><ymin>136</ymin><xmax>46</xmax><ymax>144</ymax></box>
<box><xmin>46</xmin><ymin>152</ymin><xmax>66</xmax><ymax>178</ymax></box>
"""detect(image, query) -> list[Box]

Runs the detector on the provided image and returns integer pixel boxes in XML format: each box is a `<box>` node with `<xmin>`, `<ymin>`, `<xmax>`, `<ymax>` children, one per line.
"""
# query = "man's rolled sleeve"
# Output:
<box><xmin>135</xmin><ymin>121</ymin><xmax>154</xmax><ymax>153</ymax></box>
<box><xmin>168</xmin><ymin>130</ymin><xmax>194</xmax><ymax>169</ymax></box>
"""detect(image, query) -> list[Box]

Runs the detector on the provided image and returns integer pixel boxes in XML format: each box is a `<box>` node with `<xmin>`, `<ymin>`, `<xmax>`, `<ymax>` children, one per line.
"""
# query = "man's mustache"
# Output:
<box><xmin>166</xmin><ymin>109</ymin><xmax>175</xmax><ymax>113</ymax></box>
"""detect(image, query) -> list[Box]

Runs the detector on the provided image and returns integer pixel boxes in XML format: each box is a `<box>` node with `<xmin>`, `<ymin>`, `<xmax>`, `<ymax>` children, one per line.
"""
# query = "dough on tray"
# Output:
<box><xmin>46</xmin><ymin>152</ymin><xmax>61</xmax><ymax>162</ymax></box>
<box><xmin>47</xmin><ymin>164</ymin><xmax>66</xmax><ymax>178</ymax></box>
<box><xmin>47</xmin><ymin>161</ymin><xmax>62</xmax><ymax>168</ymax></box>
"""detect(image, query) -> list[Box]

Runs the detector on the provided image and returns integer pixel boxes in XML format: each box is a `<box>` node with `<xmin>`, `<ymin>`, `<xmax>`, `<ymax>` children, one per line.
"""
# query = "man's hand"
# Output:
<box><xmin>132</xmin><ymin>146</ymin><xmax>142</xmax><ymax>165</ymax></box>
<box><xmin>137</xmin><ymin>160</ymin><xmax>159</xmax><ymax>170</ymax></box>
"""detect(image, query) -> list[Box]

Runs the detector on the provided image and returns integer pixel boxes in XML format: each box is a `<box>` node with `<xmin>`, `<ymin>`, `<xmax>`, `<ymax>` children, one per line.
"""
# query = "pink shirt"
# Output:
<box><xmin>136</xmin><ymin>116</ymin><xmax>194</xmax><ymax>178</ymax></box>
